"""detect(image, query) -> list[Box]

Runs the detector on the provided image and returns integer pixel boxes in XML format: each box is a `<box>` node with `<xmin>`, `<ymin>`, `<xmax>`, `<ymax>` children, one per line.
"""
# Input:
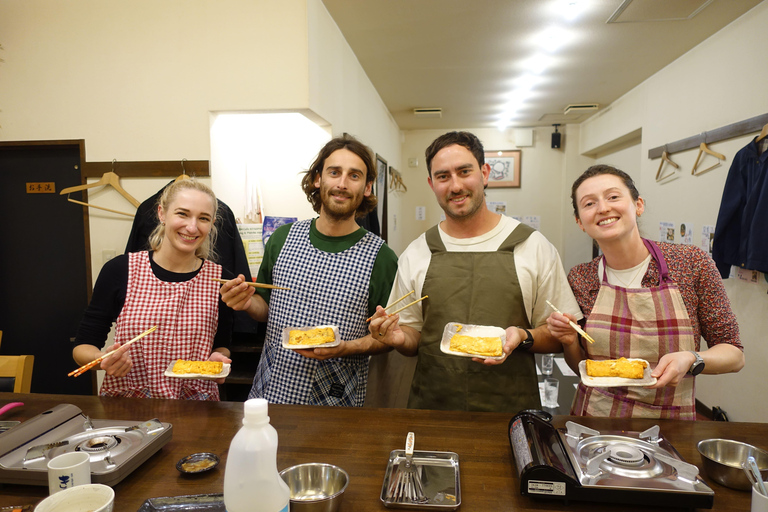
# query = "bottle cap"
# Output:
<box><xmin>243</xmin><ymin>398</ymin><xmax>269</xmax><ymax>426</ymax></box>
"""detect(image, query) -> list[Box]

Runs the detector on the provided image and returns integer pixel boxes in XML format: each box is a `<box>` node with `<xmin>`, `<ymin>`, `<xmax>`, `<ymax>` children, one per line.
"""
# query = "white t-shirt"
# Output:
<box><xmin>390</xmin><ymin>215</ymin><xmax>582</xmax><ymax>331</ymax></box>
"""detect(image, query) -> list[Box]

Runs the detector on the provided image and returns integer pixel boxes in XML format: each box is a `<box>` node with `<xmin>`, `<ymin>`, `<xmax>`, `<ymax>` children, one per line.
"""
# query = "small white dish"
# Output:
<box><xmin>439</xmin><ymin>322</ymin><xmax>505</xmax><ymax>360</ymax></box>
<box><xmin>163</xmin><ymin>361</ymin><xmax>231</xmax><ymax>380</ymax></box>
<box><xmin>579</xmin><ymin>358</ymin><xmax>657</xmax><ymax>387</ymax></box>
<box><xmin>281</xmin><ymin>325</ymin><xmax>340</xmax><ymax>350</ymax></box>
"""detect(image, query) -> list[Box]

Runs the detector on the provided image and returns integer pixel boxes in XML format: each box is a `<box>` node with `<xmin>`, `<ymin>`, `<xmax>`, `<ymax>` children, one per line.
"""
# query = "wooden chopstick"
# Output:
<box><xmin>210</xmin><ymin>278</ymin><xmax>290</xmax><ymax>291</ymax></box>
<box><xmin>68</xmin><ymin>326</ymin><xmax>158</xmax><ymax>377</ymax></box>
<box><xmin>545</xmin><ymin>300</ymin><xmax>594</xmax><ymax>344</ymax></box>
<box><xmin>366</xmin><ymin>290</ymin><xmax>415</xmax><ymax>322</ymax></box>
<box><xmin>387</xmin><ymin>295</ymin><xmax>428</xmax><ymax>317</ymax></box>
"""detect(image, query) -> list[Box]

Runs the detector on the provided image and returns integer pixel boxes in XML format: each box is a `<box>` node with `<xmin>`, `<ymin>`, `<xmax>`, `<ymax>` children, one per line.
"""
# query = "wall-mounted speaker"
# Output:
<box><xmin>551</xmin><ymin>132</ymin><xmax>562</xmax><ymax>149</ymax></box>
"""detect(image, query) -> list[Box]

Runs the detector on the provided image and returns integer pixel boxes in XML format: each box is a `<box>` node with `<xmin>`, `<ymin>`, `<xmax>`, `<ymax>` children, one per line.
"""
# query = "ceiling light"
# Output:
<box><xmin>520</xmin><ymin>54</ymin><xmax>553</xmax><ymax>75</ymax></box>
<box><xmin>532</xmin><ymin>26</ymin><xmax>572</xmax><ymax>53</ymax></box>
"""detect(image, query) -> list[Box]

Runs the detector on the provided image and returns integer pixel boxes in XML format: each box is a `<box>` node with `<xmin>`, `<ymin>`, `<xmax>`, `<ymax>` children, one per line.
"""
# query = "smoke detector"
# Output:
<box><xmin>413</xmin><ymin>107</ymin><xmax>443</xmax><ymax>118</ymax></box>
<box><xmin>564</xmin><ymin>104</ymin><xmax>599</xmax><ymax>115</ymax></box>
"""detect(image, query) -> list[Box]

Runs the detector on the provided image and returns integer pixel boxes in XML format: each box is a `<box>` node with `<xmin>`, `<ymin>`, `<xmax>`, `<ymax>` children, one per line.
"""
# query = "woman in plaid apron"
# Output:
<box><xmin>73</xmin><ymin>179</ymin><xmax>233</xmax><ymax>400</ymax></box>
<box><xmin>547</xmin><ymin>165</ymin><xmax>744</xmax><ymax>419</ymax></box>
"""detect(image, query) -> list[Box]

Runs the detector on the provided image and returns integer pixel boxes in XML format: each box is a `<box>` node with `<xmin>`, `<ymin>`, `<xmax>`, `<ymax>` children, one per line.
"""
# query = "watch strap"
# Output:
<box><xmin>517</xmin><ymin>327</ymin><xmax>534</xmax><ymax>351</ymax></box>
<box><xmin>687</xmin><ymin>350</ymin><xmax>705</xmax><ymax>375</ymax></box>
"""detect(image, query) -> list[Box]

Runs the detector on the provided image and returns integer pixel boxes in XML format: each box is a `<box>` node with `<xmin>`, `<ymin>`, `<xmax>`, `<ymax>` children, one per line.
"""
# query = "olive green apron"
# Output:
<box><xmin>407</xmin><ymin>223</ymin><xmax>540</xmax><ymax>413</ymax></box>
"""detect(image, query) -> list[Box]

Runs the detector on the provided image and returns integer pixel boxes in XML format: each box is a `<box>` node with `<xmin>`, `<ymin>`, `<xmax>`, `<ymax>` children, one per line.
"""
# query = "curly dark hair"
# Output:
<box><xmin>425</xmin><ymin>131</ymin><xmax>485</xmax><ymax>177</ymax></box>
<box><xmin>571</xmin><ymin>164</ymin><xmax>640</xmax><ymax>219</ymax></box>
<box><xmin>300</xmin><ymin>134</ymin><xmax>378</xmax><ymax>218</ymax></box>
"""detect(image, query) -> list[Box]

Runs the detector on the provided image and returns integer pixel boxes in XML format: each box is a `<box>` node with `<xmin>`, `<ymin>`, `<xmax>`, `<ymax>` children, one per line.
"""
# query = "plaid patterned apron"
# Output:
<box><xmin>571</xmin><ymin>239</ymin><xmax>696</xmax><ymax>419</ymax></box>
<box><xmin>250</xmin><ymin>219</ymin><xmax>383</xmax><ymax>406</ymax></box>
<box><xmin>101</xmin><ymin>251</ymin><xmax>222</xmax><ymax>400</ymax></box>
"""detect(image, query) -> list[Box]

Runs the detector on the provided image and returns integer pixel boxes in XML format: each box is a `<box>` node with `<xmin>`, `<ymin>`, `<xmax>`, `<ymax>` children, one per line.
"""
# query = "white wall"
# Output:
<box><xmin>579</xmin><ymin>1</ymin><xmax>768</xmax><ymax>422</ymax></box>
<box><xmin>0</xmin><ymin>0</ymin><xmax>400</xmax><ymax>281</ymax></box>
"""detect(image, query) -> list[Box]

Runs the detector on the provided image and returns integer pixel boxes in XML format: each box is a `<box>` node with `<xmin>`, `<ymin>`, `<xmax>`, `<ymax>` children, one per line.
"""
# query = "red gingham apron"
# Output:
<box><xmin>571</xmin><ymin>239</ymin><xmax>697</xmax><ymax>419</ymax></box>
<box><xmin>100</xmin><ymin>251</ymin><xmax>222</xmax><ymax>400</ymax></box>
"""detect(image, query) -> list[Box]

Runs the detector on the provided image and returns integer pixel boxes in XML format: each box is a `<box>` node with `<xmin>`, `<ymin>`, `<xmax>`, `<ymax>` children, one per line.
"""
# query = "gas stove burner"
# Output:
<box><xmin>0</xmin><ymin>403</ymin><xmax>172</xmax><ymax>487</ymax></box>
<box><xmin>606</xmin><ymin>443</ymin><xmax>645</xmax><ymax>466</ymax></box>
<box><xmin>507</xmin><ymin>412</ymin><xmax>714</xmax><ymax>509</ymax></box>
<box><xmin>77</xmin><ymin>435</ymin><xmax>120</xmax><ymax>453</ymax></box>
<box><xmin>579</xmin><ymin>435</ymin><xmax>667</xmax><ymax>480</ymax></box>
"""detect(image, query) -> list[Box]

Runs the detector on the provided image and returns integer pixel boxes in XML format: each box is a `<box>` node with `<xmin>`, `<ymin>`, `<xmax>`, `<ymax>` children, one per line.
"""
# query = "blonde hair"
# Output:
<box><xmin>148</xmin><ymin>179</ymin><xmax>219</xmax><ymax>261</ymax></box>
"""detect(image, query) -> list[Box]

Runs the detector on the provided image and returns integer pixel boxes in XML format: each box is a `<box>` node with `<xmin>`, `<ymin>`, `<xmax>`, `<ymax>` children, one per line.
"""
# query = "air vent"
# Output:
<box><xmin>564</xmin><ymin>104</ymin><xmax>599</xmax><ymax>115</ymax></box>
<box><xmin>413</xmin><ymin>108</ymin><xmax>442</xmax><ymax>118</ymax></box>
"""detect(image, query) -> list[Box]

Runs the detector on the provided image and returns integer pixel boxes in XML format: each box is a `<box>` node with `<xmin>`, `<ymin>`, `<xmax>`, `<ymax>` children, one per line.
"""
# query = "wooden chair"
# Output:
<box><xmin>0</xmin><ymin>355</ymin><xmax>34</xmax><ymax>393</ymax></box>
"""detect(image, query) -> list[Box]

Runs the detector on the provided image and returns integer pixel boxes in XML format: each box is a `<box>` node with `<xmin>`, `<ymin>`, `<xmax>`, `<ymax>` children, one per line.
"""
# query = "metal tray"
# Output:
<box><xmin>137</xmin><ymin>493</ymin><xmax>224</xmax><ymax>511</ymax></box>
<box><xmin>380</xmin><ymin>450</ymin><xmax>460</xmax><ymax>510</ymax></box>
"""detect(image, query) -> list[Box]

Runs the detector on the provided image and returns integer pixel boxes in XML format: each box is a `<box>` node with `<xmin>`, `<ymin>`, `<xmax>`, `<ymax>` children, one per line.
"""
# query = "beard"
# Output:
<box><xmin>440</xmin><ymin>189</ymin><xmax>484</xmax><ymax>220</ymax></box>
<box><xmin>319</xmin><ymin>183</ymin><xmax>364</xmax><ymax>221</ymax></box>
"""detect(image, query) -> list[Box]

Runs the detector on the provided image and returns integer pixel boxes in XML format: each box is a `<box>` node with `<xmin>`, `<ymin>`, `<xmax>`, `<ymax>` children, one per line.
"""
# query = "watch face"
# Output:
<box><xmin>691</xmin><ymin>362</ymin><xmax>705</xmax><ymax>376</ymax></box>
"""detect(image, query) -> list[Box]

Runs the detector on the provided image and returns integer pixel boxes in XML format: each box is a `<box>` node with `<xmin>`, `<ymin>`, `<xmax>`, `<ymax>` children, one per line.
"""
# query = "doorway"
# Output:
<box><xmin>0</xmin><ymin>142</ymin><xmax>92</xmax><ymax>394</ymax></box>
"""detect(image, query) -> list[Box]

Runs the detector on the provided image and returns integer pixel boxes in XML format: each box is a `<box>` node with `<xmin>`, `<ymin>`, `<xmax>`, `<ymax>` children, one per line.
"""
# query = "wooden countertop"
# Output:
<box><xmin>0</xmin><ymin>392</ymin><xmax>763</xmax><ymax>511</ymax></box>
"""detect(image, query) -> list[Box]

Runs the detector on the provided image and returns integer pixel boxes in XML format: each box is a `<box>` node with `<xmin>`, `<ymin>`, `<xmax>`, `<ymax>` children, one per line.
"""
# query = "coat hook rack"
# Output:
<box><xmin>648</xmin><ymin>112</ymin><xmax>768</xmax><ymax>160</ymax></box>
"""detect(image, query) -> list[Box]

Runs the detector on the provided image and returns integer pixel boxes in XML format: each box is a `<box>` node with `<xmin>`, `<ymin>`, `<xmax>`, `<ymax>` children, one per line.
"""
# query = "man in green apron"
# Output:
<box><xmin>369</xmin><ymin>131</ymin><xmax>581</xmax><ymax>413</ymax></box>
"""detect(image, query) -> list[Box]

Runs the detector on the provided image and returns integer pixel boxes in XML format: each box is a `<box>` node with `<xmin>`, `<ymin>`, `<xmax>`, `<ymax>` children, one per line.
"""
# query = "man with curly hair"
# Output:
<box><xmin>221</xmin><ymin>135</ymin><xmax>397</xmax><ymax>406</ymax></box>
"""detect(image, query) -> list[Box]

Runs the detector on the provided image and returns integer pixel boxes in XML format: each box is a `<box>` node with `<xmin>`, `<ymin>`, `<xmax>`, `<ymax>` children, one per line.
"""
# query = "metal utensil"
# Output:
<box><xmin>747</xmin><ymin>456</ymin><xmax>768</xmax><ymax>496</ymax></box>
<box><xmin>389</xmin><ymin>432</ymin><xmax>428</xmax><ymax>504</ymax></box>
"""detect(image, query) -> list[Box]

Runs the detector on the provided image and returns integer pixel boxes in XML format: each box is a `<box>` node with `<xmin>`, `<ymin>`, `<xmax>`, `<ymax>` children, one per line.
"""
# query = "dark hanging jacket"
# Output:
<box><xmin>712</xmin><ymin>137</ymin><xmax>768</xmax><ymax>278</ymax></box>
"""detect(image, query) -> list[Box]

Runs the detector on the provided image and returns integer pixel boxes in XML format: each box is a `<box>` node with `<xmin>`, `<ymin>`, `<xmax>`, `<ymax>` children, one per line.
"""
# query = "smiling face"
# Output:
<box><xmin>427</xmin><ymin>144</ymin><xmax>490</xmax><ymax>221</ymax></box>
<box><xmin>157</xmin><ymin>189</ymin><xmax>216</xmax><ymax>257</ymax></box>
<box><xmin>574</xmin><ymin>174</ymin><xmax>645</xmax><ymax>243</ymax></box>
<box><xmin>313</xmin><ymin>148</ymin><xmax>372</xmax><ymax>221</ymax></box>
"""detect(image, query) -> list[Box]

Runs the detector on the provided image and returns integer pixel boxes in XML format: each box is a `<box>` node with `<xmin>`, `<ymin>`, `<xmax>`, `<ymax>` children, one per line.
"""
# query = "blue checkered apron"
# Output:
<box><xmin>249</xmin><ymin>219</ymin><xmax>384</xmax><ymax>406</ymax></box>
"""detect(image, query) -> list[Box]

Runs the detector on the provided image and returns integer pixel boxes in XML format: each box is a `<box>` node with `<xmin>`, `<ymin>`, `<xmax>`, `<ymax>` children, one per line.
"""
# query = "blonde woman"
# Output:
<box><xmin>73</xmin><ymin>179</ymin><xmax>233</xmax><ymax>400</ymax></box>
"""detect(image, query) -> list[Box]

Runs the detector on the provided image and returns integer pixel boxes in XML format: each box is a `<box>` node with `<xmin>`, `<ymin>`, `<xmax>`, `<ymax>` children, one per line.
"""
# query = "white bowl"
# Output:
<box><xmin>35</xmin><ymin>483</ymin><xmax>114</xmax><ymax>512</ymax></box>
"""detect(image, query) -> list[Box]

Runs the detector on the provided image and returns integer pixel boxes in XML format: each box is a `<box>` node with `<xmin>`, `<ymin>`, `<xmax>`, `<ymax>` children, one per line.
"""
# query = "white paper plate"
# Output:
<box><xmin>439</xmin><ymin>322</ymin><xmax>505</xmax><ymax>360</ymax></box>
<box><xmin>164</xmin><ymin>361</ymin><xmax>231</xmax><ymax>380</ymax></box>
<box><xmin>281</xmin><ymin>325</ymin><xmax>340</xmax><ymax>350</ymax></box>
<box><xmin>579</xmin><ymin>359</ymin><xmax>657</xmax><ymax>387</ymax></box>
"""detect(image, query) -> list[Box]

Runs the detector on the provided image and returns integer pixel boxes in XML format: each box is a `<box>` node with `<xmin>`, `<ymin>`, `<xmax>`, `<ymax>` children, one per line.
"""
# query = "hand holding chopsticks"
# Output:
<box><xmin>68</xmin><ymin>326</ymin><xmax>158</xmax><ymax>377</ymax></box>
<box><xmin>211</xmin><ymin>278</ymin><xmax>290</xmax><ymax>291</ymax></box>
<box><xmin>545</xmin><ymin>300</ymin><xmax>595</xmax><ymax>344</ymax></box>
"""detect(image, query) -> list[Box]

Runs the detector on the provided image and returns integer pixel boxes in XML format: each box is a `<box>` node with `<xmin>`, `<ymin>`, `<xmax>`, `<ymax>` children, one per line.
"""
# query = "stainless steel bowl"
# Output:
<box><xmin>697</xmin><ymin>438</ymin><xmax>768</xmax><ymax>491</ymax></box>
<box><xmin>279</xmin><ymin>463</ymin><xmax>348</xmax><ymax>512</ymax></box>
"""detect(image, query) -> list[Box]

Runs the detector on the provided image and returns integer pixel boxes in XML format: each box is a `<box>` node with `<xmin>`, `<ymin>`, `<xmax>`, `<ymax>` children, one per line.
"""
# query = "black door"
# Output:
<box><xmin>0</xmin><ymin>143</ymin><xmax>92</xmax><ymax>394</ymax></box>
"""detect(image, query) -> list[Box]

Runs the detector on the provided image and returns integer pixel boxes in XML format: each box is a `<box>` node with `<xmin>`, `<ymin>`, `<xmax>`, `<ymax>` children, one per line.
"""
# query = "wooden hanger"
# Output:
<box><xmin>691</xmin><ymin>142</ymin><xmax>725</xmax><ymax>176</ymax></box>
<box><xmin>757</xmin><ymin>123</ymin><xmax>768</xmax><ymax>143</ymax></box>
<box><xmin>655</xmin><ymin>149</ymin><xmax>679</xmax><ymax>182</ymax></box>
<box><xmin>388</xmin><ymin>168</ymin><xmax>407</xmax><ymax>193</ymax></box>
<box><xmin>175</xmin><ymin>159</ymin><xmax>191</xmax><ymax>182</ymax></box>
<box><xmin>59</xmin><ymin>160</ymin><xmax>140</xmax><ymax>216</ymax></box>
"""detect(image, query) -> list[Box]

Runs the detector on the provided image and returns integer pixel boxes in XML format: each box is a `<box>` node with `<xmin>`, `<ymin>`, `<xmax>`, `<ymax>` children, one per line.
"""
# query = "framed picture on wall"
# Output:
<box><xmin>485</xmin><ymin>150</ymin><xmax>521</xmax><ymax>188</ymax></box>
<box><xmin>375</xmin><ymin>153</ymin><xmax>388</xmax><ymax>242</ymax></box>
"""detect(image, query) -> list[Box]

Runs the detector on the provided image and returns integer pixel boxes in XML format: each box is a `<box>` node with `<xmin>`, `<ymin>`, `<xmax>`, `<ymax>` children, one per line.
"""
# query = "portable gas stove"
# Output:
<box><xmin>0</xmin><ymin>403</ymin><xmax>172</xmax><ymax>486</ymax></box>
<box><xmin>508</xmin><ymin>411</ymin><xmax>714</xmax><ymax>509</ymax></box>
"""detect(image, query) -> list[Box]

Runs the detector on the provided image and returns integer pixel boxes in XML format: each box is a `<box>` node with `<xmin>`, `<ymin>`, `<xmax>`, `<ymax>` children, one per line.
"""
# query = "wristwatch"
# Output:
<box><xmin>687</xmin><ymin>351</ymin><xmax>705</xmax><ymax>376</ymax></box>
<box><xmin>516</xmin><ymin>328</ymin><xmax>534</xmax><ymax>351</ymax></box>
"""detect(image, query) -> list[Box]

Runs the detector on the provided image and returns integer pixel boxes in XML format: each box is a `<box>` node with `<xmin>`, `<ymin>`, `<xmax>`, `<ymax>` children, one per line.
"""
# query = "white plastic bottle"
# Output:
<box><xmin>223</xmin><ymin>398</ymin><xmax>290</xmax><ymax>512</ymax></box>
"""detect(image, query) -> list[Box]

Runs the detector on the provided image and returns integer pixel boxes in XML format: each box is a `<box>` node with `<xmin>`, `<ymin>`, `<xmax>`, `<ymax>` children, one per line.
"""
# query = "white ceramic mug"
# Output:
<box><xmin>35</xmin><ymin>483</ymin><xmax>114</xmax><ymax>512</ymax></box>
<box><xmin>753</xmin><ymin>481</ymin><xmax>768</xmax><ymax>512</ymax></box>
<box><xmin>47</xmin><ymin>452</ymin><xmax>91</xmax><ymax>495</ymax></box>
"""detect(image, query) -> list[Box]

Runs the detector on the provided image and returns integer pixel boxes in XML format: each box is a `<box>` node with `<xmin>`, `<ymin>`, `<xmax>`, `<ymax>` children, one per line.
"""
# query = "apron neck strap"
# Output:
<box><xmin>642</xmin><ymin>238</ymin><xmax>670</xmax><ymax>282</ymax></box>
<box><xmin>601</xmin><ymin>238</ymin><xmax>670</xmax><ymax>284</ymax></box>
